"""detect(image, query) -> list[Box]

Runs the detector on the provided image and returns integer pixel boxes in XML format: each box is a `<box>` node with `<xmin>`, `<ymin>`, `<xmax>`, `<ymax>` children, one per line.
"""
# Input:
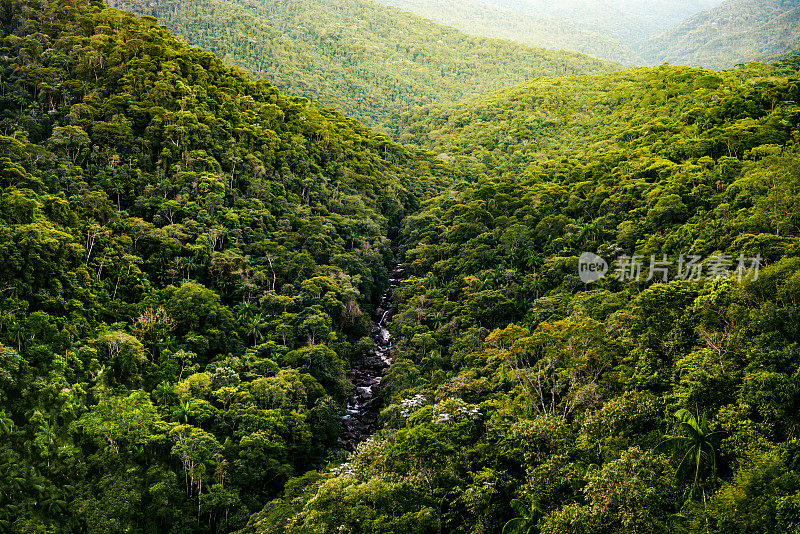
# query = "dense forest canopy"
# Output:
<box><xmin>0</xmin><ymin>0</ymin><xmax>448</xmax><ymax>530</ymax></box>
<box><xmin>106</xmin><ymin>0</ymin><xmax>616</xmax><ymax>125</ymax></box>
<box><xmin>1</xmin><ymin>0</ymin><xmax>800</xmax><ymax>533</ymax></box>
<box><xmin>245</xmin><ymin>62</ymin><xmax>800</xmax><ymax>533</ymax></box>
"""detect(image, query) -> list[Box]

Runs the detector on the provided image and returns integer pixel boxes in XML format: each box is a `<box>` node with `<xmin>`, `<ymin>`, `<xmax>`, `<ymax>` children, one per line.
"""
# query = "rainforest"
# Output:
<box><xmin>0</xmin><ymin>0</ymin><xmax>799</xmax><ymax>533</ymax></box>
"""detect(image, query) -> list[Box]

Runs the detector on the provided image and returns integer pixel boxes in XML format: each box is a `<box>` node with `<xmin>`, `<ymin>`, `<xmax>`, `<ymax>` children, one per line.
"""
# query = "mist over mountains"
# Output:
<box><xmin>375</xmin><ymin>0</ymin><xmax>725</xmax><ymax>62</ymax></box>
<box><xmin>645</xmin><ymin>0</ymin><xmax>800</xmax><ymax>68</ymax></box>
<box><xmin>375</xmin><ymin>0</ymin><xmax>800</xmax><ymax>68</ymax></box>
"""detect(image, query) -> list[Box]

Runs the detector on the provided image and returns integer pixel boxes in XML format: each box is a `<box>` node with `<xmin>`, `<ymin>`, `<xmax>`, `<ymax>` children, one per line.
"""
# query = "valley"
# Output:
<box><xmin>0</xmin><ymin>0</ymin><xmax>798</xmax><ymax>533</ymax></box>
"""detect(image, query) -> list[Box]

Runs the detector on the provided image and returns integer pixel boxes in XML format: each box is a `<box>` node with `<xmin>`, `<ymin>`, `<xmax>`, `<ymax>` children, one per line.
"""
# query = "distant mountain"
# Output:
<box><xmin>645</xmin><ymin>0</ymin><xmax>800</xmax><ymax>68</ymax></box>
<box><xmin>483</xmin><ymin>0</ymin><xmax>723</xmax><ymax>41</ymax></box>
<box><xmin>109</xmin><ymin>0</ymin><xmax>615</xmax><ymax>125</ymax></box>
<box><xmin>370</xmin><ymin>0</ymin><xmax>642</xmax><ymax>63</ymax></box>
<box><xmin>373</xmin><ymin>0</ymin><xmax>725</xmax><ymax>63</ymax></box>
<box><xmin>601</xmin><ymin>0</ymin><xmax>724</xmax><ymax>34</ymax></box>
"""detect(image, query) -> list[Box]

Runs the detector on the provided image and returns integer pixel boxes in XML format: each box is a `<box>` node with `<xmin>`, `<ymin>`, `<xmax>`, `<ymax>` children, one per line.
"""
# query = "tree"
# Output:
<box><xmin>170</xmin><ymin>424</ymin><xmax>223</xmax><ymax>503</ymax></box>
<box><xmin>500</xmin><ymin>318</ymin><xmax>611</xmax><ymax>419</ymax></box>
<box><xmin>0</xmin><ymin>344</ymin><xmax>22</xmax><ymax>398</ymax></box>
<box><xmin>97</xmin><ymin>331</ymin><xmax>148</xmax><ymax>387</ymax></box>
<box><xmin>48</xmin><ymin>125</ymin><xmax>89</xmax><ymax>163</ymax></box>
<box><xmin>657</xmin><ymin>409</ymin><xmax>725</xmax><ymax>500</ymax></box>
<box><xmin>0</xmin><ymin>410</ymin><xmax>13</xmax><ymax>436</ymax></box>
<box><xmin>244</xmin><ymin>313</ymin><xmax>266</xmax><ymax>345</ymax></box>
<box><xmin>752</xmin><ymin>156</ymin><xmax>800</xmax><ymax>237</ymax></box>
<box><xmin>76</xmin><ymin>391</ymin><xmax>162</xmax><ymax>454</ymax></box>
<box><xmin>503</xmin><ymin>498</ymin><xmax>542</xmax><ymax>534</ymax></box>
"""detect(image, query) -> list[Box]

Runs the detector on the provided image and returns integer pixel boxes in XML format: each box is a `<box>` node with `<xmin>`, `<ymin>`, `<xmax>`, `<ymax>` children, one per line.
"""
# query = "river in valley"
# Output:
<box><xmin>338</xmin><ymin>263</ymin><xmax>405</xmax><ymax>451</ymax></box>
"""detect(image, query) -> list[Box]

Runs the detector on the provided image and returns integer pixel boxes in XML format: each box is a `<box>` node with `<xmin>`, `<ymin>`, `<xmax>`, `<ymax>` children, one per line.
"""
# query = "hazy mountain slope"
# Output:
<box><xmin>482</xmin><ymin>0</ymin><xmax>722</xmax><ymax>41</ymax></box>
<box><xmin>371</xmin><ymin>0</ymin><xmax>641</xmax><ymax>63</ymax></box>
<box><xmin>603</xmin><ymin>0</ymin><xmax>724</xmax><ymax>33</ymax></box>
<box><xmin>645</xmin><ymin>0</ymin><xmax>800</xmax><ymax>68</ymax></box>
<box><xmin>108</xmin><ymin>0</ymin><xmax>615</xmax><ymax>125</ymax></box>
<box><xmin>373</xmin><ymin>0</ymin><xmax>724</xmax><ymax>63</ymax></box>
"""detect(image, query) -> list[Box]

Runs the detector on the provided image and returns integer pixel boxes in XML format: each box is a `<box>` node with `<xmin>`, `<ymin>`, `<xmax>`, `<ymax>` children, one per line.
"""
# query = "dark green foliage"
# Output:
<box><xmin>0</xmin><ymin>0</ymin><xmax>447</xmax><ymax>531</ymax></box>
<box><xmin>249</xmin><ymin>61</ymin><xmax>800</xmax><ymax>533</ymax></box>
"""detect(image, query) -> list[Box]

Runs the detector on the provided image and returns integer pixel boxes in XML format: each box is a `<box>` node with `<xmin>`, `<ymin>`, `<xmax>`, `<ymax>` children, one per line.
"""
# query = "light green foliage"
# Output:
<box><xmin>644</xmin><ymin>0</ymin><xmax>800</xmax><ymax>68</ymax></box>
<box><xmin>108</xmin><ymin>0</ymin><xmax>615</xmax><ymax>125</ymax></box>
<box><xmin>76</xmin><ymin>391</ymin><xmax>162</xmax><ymax>453</ymax></box>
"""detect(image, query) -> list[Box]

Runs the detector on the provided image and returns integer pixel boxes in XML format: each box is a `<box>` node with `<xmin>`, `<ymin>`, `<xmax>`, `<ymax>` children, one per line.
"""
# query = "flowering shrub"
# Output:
<box><xmin>400</xmin><ymin>394</ymin><xmax>427</xmax><ymax>417</ymax></box>
<box><xmin>432</xmin><ymin>397</ymin><xmax>482</xmax><ymax>424</ymax></box>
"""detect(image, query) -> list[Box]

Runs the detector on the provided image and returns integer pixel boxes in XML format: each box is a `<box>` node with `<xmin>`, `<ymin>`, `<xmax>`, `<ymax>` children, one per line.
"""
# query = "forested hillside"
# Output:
<box><xmin>244</xmin><ymin>63</ymin><xmax>800</xmax><ymax>532</ymax></box>
<box><xmin>106</xmin><ymin>0</ymin><xmax>615</xmax><ymax>126</ymax></box>
<box><xmin>4</xmin><ymin>0</ymin><xmax>800</xmax><ymax>533</ymax></box>
<box><xmin>645</xmin><ymin>0</ymin><xmax>800</xmax><ymax>68</ymax></box>
<box><xmin>0</xmin><ymin>0</ymin><xmax>448</xmax><ymax>531</ymax></box>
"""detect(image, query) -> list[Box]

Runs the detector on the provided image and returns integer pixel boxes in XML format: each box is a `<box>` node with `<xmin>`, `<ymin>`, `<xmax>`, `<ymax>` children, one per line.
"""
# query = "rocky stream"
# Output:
<box><xmin>338</xmin><ymin>263</ymin><xmax>405</xmax><ymax>451</ymax></box>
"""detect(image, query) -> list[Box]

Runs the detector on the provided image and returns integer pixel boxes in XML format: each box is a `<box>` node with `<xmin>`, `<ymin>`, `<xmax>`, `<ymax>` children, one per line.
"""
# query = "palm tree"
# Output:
<box><xmin>40</xmin><ymin>491</ymin><xmax>67</xmax><ymax>515</ymax></box>
<box><xmin>184</xmin><ymin>256</ymin><xmax>197</xmax><ymax>280</ymax></box>
<box><xmin>175</xmin><ymin>398</ymin><xmax>193</xmax><ymax>424</ymax></box>
<box><xmin>153</xmin><ymin>382</ymin><xmax>177</xmax><ymax>407</ymax></box>
<box><xmin>577</xmin><ymin>219</ymin><xmax>601</xmax><ymax>247</ymax></box>
<box><xmin>430</xmin><ymin>310</ymin><xmax>445</xmax><ymax>330</ymax></box>
<box><xmin>156</xmin><ymin>334</ymin><xmax>177</xmax><ymax>357</ymax></box>
<box><xmin>8</xmin><ymin>321</ymin><xmax>23</xmax><ymax>351</ymax></box>
<box><xmin>657</xmin><ymin>408</ymin><xmax>725</xmax><ymax>499</ymax></box>
<box><xmin>244</xmin><ymin>313</ymin><xmax>266</xmax><ymax>345</ymax></box>
<box><xmin>235</xmin><ymin>301</ymin><xmax>256</xmax><ymax>320</ymax></box>
<box><xmin>502</xmin><ymin>498</ymin><xmax>542</xmax><ymax>534</ymax></box>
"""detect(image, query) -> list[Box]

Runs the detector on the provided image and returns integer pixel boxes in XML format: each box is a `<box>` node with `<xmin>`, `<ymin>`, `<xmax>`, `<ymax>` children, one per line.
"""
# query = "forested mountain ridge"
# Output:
<box><xmin>645</xmin><ymin>0</ymin><xmax>800</xmax><ymax>68</ymax></box>
<box><xmin>386</xmin><ymin>61</ymin><xmax>799</xmax><ymax>170</ymax></box>
<box><xmin>106</xmin><ymin>0</ymin><xmax>617</xmax><ymax>126</ymax></box>
<box><xmin>244</xmin><ymin>62</ymin><xmax>800</xmax><ymax>532</ymax></box>
<box><xmin>0</xmin><ymin>0</ymin><xmax>450</xmax><ymax>531</ymax></box>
